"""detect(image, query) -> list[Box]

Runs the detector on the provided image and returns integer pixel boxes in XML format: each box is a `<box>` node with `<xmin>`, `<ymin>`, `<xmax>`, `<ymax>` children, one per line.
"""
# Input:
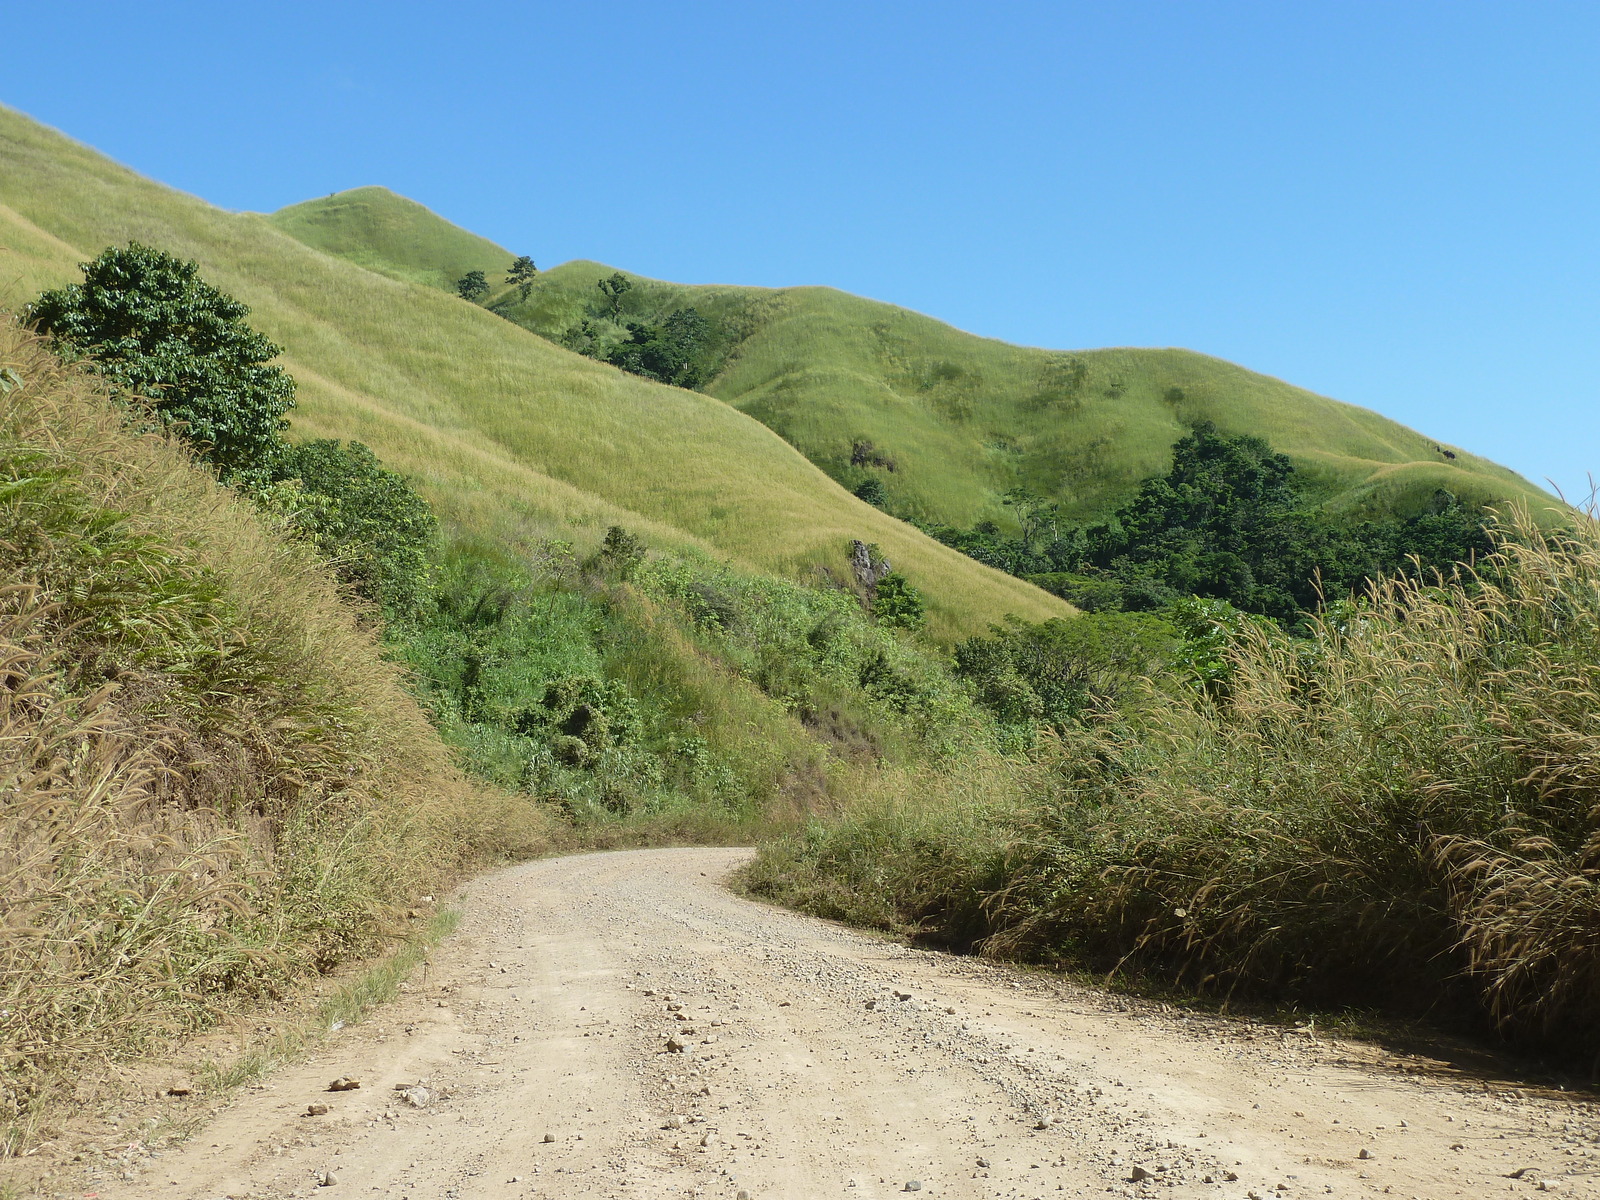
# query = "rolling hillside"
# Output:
<box><xmin>267</xmin><ymin>185</ymin><xmax>514</xmax><ymax>292</ymax></box>
<box><xmin>479</xmin><ymin>261</ymin><xmax>1553</xmax><ymax>530</ymax></box>
<box><xmin>0</xmin><ymin>106</ymin><xmax>1066</xmax><ymax>640</ymax></box>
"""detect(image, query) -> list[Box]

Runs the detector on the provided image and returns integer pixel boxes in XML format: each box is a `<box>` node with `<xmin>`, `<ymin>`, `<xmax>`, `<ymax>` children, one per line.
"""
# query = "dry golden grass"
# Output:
<box><xmin>750</xmin><ymin>504</ymin><xmax>1600</xmax><ymax>1054</ymax></box>
<box><xmin>0</xmin><ymin>321</ymin><xmax>549</xmax><ymax>1147</ymax></box>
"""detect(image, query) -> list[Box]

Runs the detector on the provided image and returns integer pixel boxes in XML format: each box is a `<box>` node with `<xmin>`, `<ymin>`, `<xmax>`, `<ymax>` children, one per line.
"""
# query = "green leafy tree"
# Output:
<box><xmin>456</xmin><ymin>269</ymin><xmax>489</xmax><ymax>302</ymax></box>
<box><xmin>597</xmin><ymin>271</ymin><xmax>632</xmax><ymax>316</ymax></box>
<box><xmin>26</xmin><ymin>243</ymin><xmax>295</xmax><ymax>482</ymax></box>
<box><xmin>853</xmin><ymin>477</ymin><xmax>887</xmax><ymax>507</ymax></box>
<box><xmin>588</xmin><ymin>525</ymin><xmax>647</xmax><ymax>581</ymax></box>
<box><xmin>1003</xmin><ymin>487</ymin><xmax>1060</xmax><ymax>550</ymax></box>
<box><xmin>604</xmin><ymin>307</ymin><xmax>710</xmax><ymax>387</ymax></box>
<box><xmin>871</xmin><ymin>572</ymin><xmax>927</xmax><ymax>630</ymax></box>
<box><xmin>270</xmin><ymin>439</ymin><xmax>438</xmax><ymax>616</ymax></box>
<box><xmin>506</xmin><ymin>255</ymin><xmax>538</xmax><ymax>301</ymax></box>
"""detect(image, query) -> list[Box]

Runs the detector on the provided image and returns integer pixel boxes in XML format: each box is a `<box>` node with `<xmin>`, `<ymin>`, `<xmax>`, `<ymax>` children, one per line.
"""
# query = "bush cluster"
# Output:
<box><xmin>921</xmin><ymin>423</ymin><xmax>1493</xmax><ymax>625</ymax></box>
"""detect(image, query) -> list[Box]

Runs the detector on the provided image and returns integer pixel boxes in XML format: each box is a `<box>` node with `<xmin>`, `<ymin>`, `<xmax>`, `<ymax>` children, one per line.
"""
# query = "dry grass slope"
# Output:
<box><xmin>0</xmin><ymin>321</ymin><xmax>548</xmax><ymax>1146</ymax></box>
<box><xmin>0</xmin><ymin>105</ymin><xmax>1067</xmax><ymax>642</ymax></box>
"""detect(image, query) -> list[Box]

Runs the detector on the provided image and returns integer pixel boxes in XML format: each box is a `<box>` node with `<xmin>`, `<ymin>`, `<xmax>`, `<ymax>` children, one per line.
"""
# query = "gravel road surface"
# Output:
<box><xmin>100</xmin><ymin>848</ymin><xmax>1598</xmax><ymax>1199</ymax></box>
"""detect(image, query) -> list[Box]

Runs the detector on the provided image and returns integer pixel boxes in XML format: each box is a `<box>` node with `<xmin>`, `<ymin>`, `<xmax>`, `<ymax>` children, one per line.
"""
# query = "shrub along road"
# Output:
<box><xmin>108</xmin><ymin>849</ymin><xmax>1594</xmax><ymax>1199</ymax></box>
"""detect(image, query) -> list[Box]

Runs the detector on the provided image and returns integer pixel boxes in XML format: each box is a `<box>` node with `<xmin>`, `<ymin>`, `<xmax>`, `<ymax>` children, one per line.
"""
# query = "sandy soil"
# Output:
<box><xmin>62</xmin><ymin>848</ymin><xmax>1600</xmax><ymax>1199</ymax></box>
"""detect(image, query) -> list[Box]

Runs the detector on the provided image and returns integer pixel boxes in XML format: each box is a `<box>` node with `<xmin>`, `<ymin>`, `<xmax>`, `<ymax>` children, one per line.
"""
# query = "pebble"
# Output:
<box><xmin>905</xmin><ymin>1181</ymin><xmax>923</xmax><ymax>1192</ymax></box>
<box><xmin>305</xmin><ymin>1104</ymin><xmax>330</xmax><ymax>1117</ymax></box>
<box><xmin>316</xmin><ymin>1169</ymin><xmax>337</xmax><ymax>1186</ymax></box>
<box><xmin>542</xmin><ymin>1132</ymin><xmax>556</xmax><ymax>1143</ymax></box>
<box><xmin>326</xmin><ymin>1077</ymin><xmax>361</xmax><ymax>1092</ymax></box>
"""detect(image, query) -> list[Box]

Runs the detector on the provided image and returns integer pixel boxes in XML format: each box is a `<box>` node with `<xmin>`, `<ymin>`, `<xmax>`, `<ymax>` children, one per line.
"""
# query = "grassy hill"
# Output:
<box><xmin>0</xmin><ymin>106</ymin><xmax>1065</xmax><ymax>641</ymax></box>
<box><xmin>0</xmin><ymin>316</ymin><xmax>544</xmax><ymax>1143</ymax></box>
<box><xmin>265</xmin><ymin>186</ymin><xmax>513</xmax><ymax>292</ymax></box>
<box><xmin>484</xmin><ymin>260</ymin><xmax>1553</xmax><ymax>530</ymax></box>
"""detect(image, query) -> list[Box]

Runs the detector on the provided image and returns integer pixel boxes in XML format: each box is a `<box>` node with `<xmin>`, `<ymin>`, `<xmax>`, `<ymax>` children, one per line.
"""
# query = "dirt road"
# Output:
<box><xmin>97</xmin><ymin>848</ymin><xmax>1597</xmax><ymax>1199</ymax></box>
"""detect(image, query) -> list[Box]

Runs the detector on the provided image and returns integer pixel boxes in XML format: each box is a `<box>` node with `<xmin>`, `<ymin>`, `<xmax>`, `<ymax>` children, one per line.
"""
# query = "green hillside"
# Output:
<box><xmin>0</xmin><ymin>106</ymin><xmax>1066</xmax><ymax>641</ymax></box>
<box><xmin>265</xmin><ymin>186</ymin><xmax>513</xmax><ymax>292</ymax></box>
<box><xmin>486</xmin><ymin>260</ymin><xmax>1553</xmax><ymax>530</ymax></box>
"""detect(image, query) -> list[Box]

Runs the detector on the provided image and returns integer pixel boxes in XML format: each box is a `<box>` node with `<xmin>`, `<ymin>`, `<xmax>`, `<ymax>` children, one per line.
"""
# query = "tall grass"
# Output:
<box><xmin>750</xmin><ymin>505</ymin><xmax>1600</xmax><ymax>1055</ymax></box>
<box><xmin>266</xmin><ymin>186</ymin><xmax>510</xmax><ymax>292</ymax></box>
<box><xmin>504</xmin><ymin>261</ymin><xmax>1552</xmax><ymax>530</ymax></box>
<box><xmin>0</xmin><ymin>104</ymin><xmax>1066</xmax><ymax>642</ymax></box>
<box><xmin>0</xmin><ymin>321</ymin><xmax>549</xmax><ymax>1145</ymax></box>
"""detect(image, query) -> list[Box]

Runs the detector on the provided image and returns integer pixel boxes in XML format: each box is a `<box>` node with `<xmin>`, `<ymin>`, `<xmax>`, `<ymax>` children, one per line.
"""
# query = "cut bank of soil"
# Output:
<box><xmin>52</xmin><ymin>849</ymin><xmax>1600</xmax><ymax>1198</ymax></box>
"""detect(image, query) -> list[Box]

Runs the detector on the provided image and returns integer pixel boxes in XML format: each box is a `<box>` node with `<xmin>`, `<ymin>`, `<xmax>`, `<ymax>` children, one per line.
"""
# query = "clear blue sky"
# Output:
<box><xmin>7</xmin><ymin>1</ymin><xmax>1598</xmax><ymax>499</ymax></box>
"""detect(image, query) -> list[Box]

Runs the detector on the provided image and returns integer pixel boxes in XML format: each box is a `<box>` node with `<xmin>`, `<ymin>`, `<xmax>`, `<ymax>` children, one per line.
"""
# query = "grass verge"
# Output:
<box><xmin>0</xmin><ymin>320</ymin><xmax>551</xmax><ymax>1150</ymax></box>
<box><xmin>199</xmin><ymin>907</ymin><xmax>462</xmax><ymax>1095</ymax></box>
<box><xmin>747</xmin><ymin>504</ymin><xmax>1600</xmax><ymax>1062</ymax></box>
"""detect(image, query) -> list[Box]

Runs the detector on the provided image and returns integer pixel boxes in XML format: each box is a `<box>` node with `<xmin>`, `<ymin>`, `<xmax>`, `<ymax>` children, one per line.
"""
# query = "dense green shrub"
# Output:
<box><xmin>871</xmin><ymin>571</ymin><xmax>927</xmax><ymax>630</ymax></box>
<box><xmin>27</xmin><ymin>244</ymin><xmax>295</xmax><ymax>482</ymax></box>
<box><xmin>954</xmin><ymin>612</ymin><xmax>1179</xmax><ymax>730</ymax></box>
<box><xmin>261</xmin><ymin>439</ymin><xmax>437</xmax><ymax>617</ymax></box>
<box><xmin>853</xmin><ymin>477</ymin><xmax>888</xmax><ymax>507</ymax></box>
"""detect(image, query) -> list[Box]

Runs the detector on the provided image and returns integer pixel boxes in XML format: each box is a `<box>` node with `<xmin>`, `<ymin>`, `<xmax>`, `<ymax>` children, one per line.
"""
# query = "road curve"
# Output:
<box><xmin>111</xmin><ymin>847</ymin><xmax>1595</xmax><ymax>1199</ymax></box>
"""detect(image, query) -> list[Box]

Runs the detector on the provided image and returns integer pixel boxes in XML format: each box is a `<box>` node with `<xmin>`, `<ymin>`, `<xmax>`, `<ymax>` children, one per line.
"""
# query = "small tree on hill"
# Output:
<box><xmin>456</xmin><ymin>270</ymin><xmax>489</xmax><ymax>302</ymax></box>
<box><xmin>872</xmin><ymin>572</ymin><xmax>927</xmax><ymax>630</ymax></box>
<box><xmin>587</xmin><ymin>524</ymin><xmax>647</xmax><ymax>581</ymax></box>
<box><xmin>506</xmin><ymin>256</ymin><xmax>538</xmax><ymax>301</ymax></box>
<box><xmin>597</xmin><ymin>272</ymin><xmax>632</xmax><ymax>316</ymax></box>
<box><xmin>27</xmin><ymin>242</ymin><xmax>295</xmax><ymax>483</ymax></box>
<box><xmin>853</xmin><ymin>478</ymin><xmax>887</xmax><ymax>507</ymax></box>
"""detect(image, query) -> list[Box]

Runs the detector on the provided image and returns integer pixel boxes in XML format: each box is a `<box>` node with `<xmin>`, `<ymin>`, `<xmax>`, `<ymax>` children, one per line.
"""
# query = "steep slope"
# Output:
<box><xmin>265</xmin><ymin>186</ymin><xmax>514</xmax><ymax>292</ymax></box>
<box><xmin>0</xmin><ymin>317</ymin><xmax>542</xmax><ymax>1138</ymax></box>
<box><xmin>491</xmin><ymin>261</ymin><xmax>1553</xmax><ymax>530</ymax></box>
<box><xmin>0</xmin><ymin>107</ymin><xmax>1066</xmax><ymax>640</ymax></box>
